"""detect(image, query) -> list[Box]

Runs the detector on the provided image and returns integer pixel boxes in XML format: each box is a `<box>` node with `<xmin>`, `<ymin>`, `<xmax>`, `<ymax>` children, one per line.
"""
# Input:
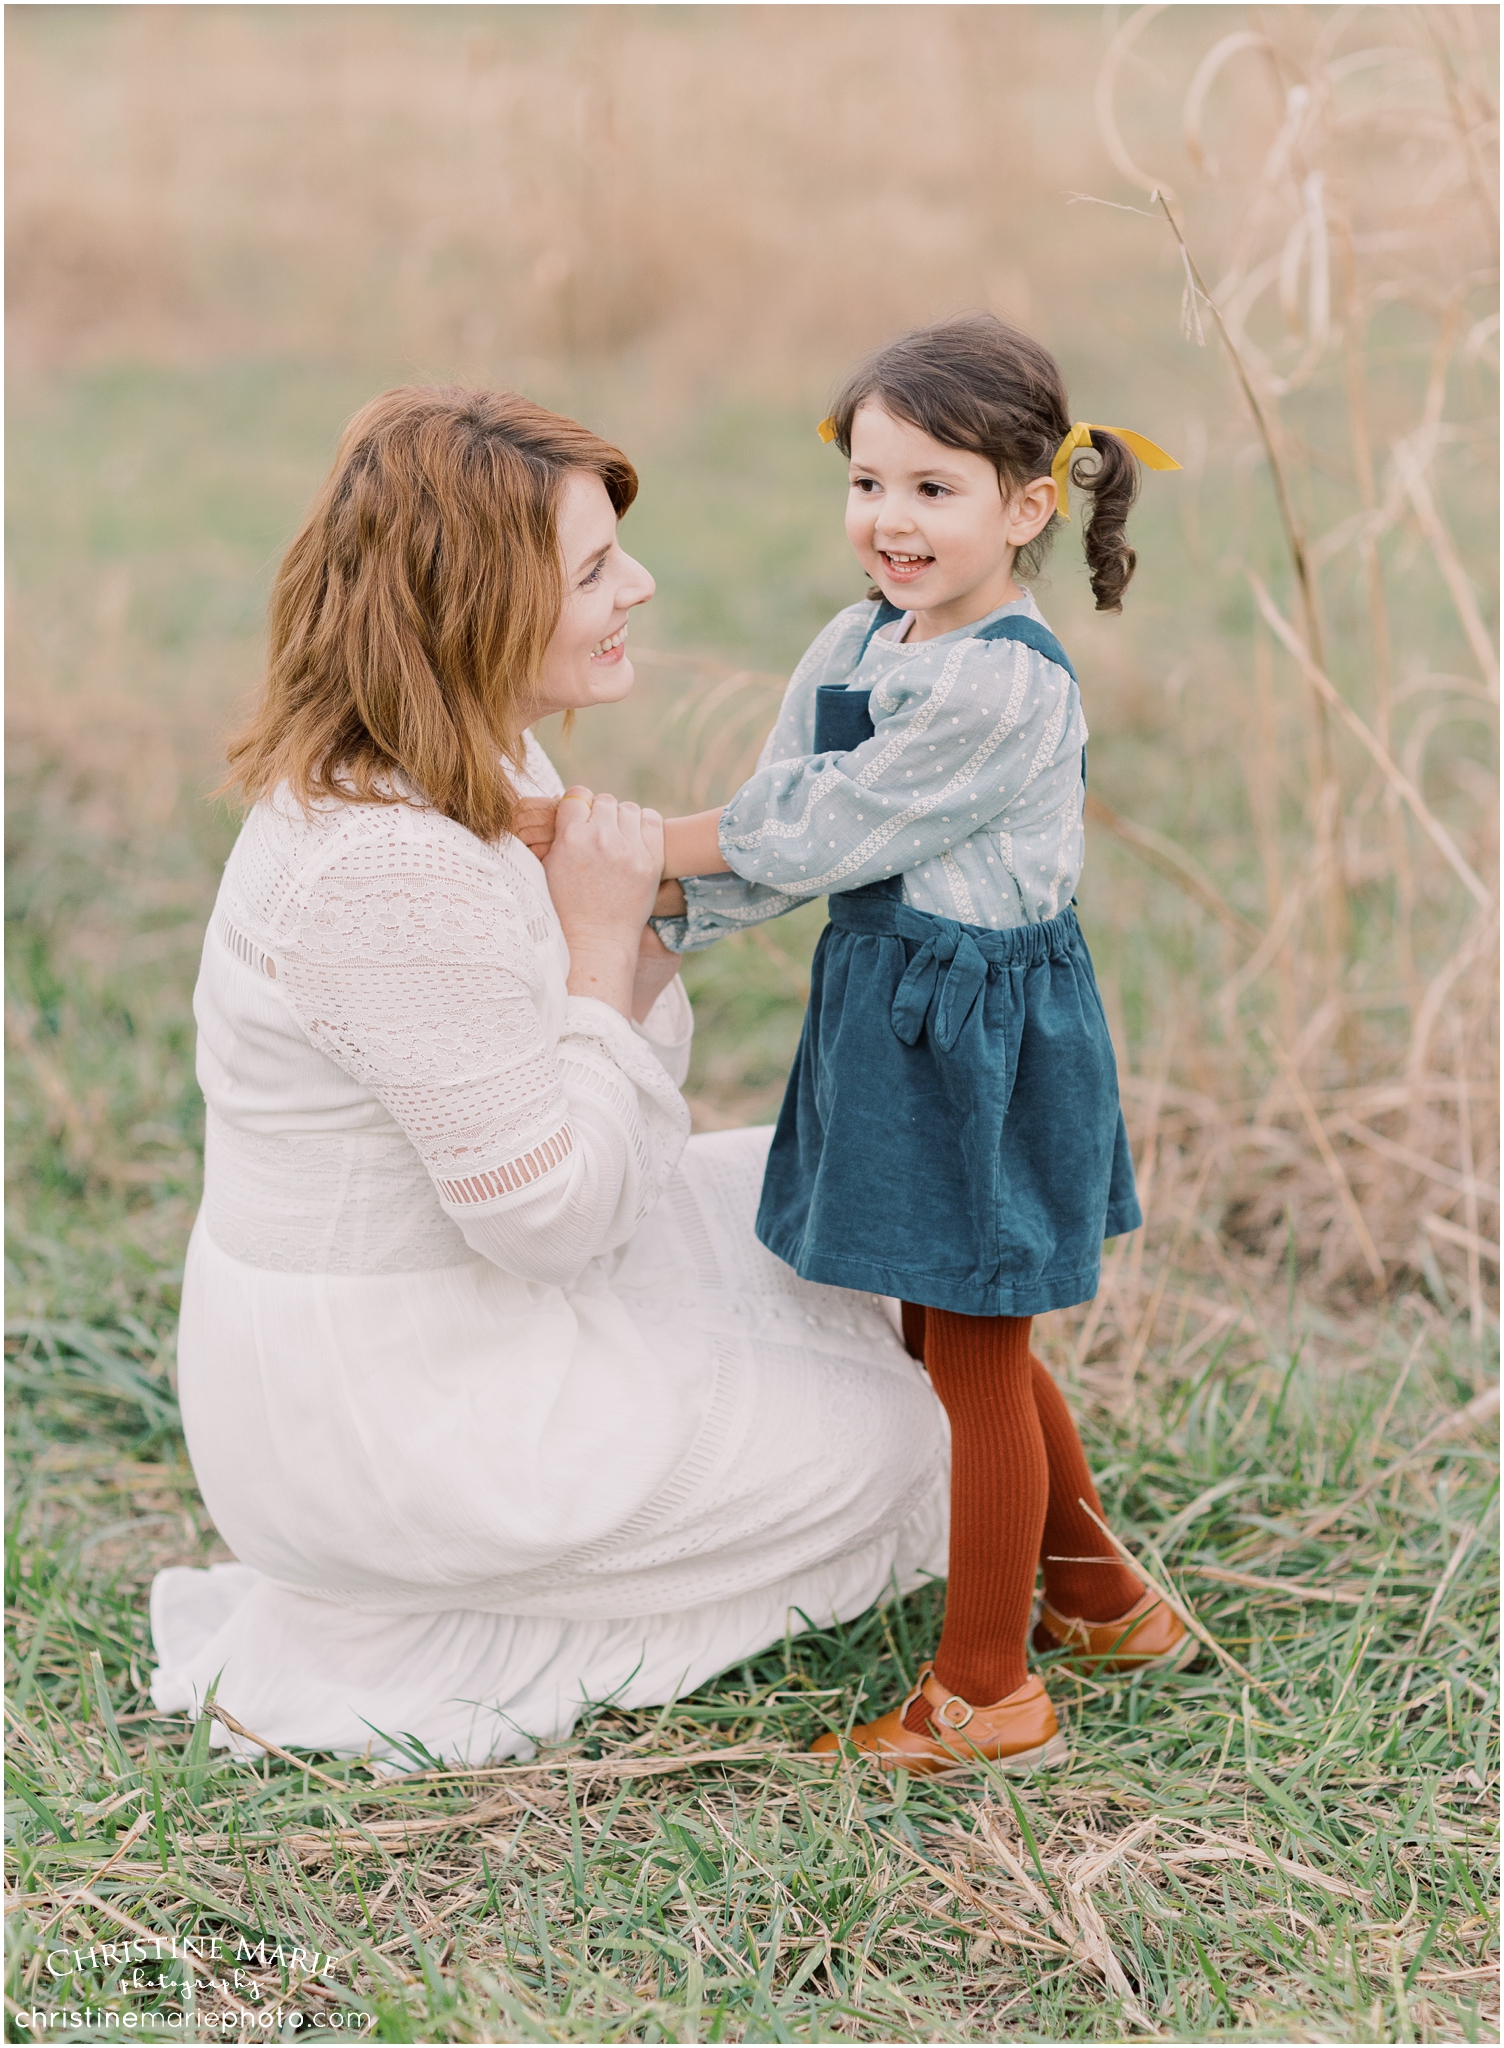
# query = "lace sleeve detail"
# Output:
<box><xmin>434</xmin><ymin>1126</ymin><xmax>575</xmax><ymax>1206</ymax></box>
<box><xmin>228</xmin><ymin>801</ymin><xmax>688</xmax><ymax>1285</ymax></box>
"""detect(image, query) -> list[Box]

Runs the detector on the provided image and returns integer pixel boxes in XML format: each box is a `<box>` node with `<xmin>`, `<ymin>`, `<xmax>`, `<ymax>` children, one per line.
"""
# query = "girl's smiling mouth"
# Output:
<box><xmin>878</xmin><ymin>549</ymin><xmax>935</xmax><ymax>582</ymax></box>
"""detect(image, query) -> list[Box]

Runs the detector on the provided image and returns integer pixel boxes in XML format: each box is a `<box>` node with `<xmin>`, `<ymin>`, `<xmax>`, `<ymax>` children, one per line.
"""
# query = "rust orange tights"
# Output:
<box><xmin>900</xmin><ymin>1304</ymin><xmax>1142</xmax><ymax>1712</ymax></box>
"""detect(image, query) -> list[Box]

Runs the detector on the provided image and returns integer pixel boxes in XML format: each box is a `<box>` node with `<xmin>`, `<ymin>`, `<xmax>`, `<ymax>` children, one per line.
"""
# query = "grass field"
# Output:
<box><xmin>6</xmin><ymin>6</ymin><xmax>1498</xmax><ymax>2041</ymax></box>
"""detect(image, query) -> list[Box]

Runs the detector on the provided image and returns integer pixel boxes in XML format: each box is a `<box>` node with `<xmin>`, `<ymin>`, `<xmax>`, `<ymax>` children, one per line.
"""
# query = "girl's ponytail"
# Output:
<box><xmin>1074</xmin><ymin>432</ymin><xmax>1141</xmax><ymax>614</ymax></box>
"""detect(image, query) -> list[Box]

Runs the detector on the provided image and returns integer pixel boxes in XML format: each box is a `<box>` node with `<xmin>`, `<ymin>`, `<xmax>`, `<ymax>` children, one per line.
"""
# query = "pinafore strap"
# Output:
<box><xmin>813</xmin><ymin>602</ymin><xmax>1082</xmax><ymax>772</ymax></box>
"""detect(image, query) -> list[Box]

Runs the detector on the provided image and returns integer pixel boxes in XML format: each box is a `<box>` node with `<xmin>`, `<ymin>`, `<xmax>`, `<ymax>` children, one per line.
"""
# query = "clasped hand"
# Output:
<box><xmin>522</xmin><ymin>790</ymin><xmax>680</xmax><ymax>1022</ymax></box>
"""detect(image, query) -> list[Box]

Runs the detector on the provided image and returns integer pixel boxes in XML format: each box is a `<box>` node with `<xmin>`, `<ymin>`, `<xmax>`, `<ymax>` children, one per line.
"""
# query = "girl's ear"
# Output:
<box><xmin>1006</xmin><ymin>476</ymin><xmax>1058</xmax><ymax>546</ymax></box>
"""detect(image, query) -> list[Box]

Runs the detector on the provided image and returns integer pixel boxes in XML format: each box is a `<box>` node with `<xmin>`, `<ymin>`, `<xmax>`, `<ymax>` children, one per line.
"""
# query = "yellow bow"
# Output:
<box><xmin>817</xmin><ymin>415</ymin><xmax>840</xmax><ymax>444</ymax></box>
<box><xmin>1050</xmin><ymin>423</ymin><xmax>1180</xmax><ymax>520</ymax></box>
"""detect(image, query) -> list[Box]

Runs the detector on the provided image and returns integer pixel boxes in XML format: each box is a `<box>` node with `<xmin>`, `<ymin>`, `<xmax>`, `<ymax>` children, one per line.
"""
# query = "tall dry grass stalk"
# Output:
<box><xmin>6</xmin><ymin>5</ymin><xmax>1496</xmax><ymax>1330</ymax></box>
<box><xmin>1112</xmin><ymin>10</ymin><xmax>1499</xmax><ymax>1328</ymax></box>
<box><xmin>652</xmin><ymin>10</ymin><xmax>1500</xmax><ymax>1331</ymax></box>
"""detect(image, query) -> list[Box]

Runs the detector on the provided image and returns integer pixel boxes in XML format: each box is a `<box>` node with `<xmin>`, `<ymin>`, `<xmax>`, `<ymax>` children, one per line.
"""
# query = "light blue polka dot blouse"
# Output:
<box><xmin>655</xmin><ymin>589</ymin><xmax>1088</xmax><ymax>952</ymax></box>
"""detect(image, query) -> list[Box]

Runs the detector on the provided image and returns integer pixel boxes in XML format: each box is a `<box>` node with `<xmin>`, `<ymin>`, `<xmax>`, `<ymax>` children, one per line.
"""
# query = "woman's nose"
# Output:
<box><xmin>619</xmin><ymin>554</ymin><xmax>655</xmax><ymax>607</ymax></box>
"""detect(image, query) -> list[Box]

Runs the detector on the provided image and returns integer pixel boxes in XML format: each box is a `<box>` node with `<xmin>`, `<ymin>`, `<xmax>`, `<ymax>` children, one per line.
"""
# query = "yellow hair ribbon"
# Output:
<box><xmin>1050</xmin><ymin>423</ymin><xmax>1180</xmax><ymax>520</ymax></box>
<box><xmin>816</xmin><ymin>415</ymin><xmax>840</xmax><ymax>444</ymax></box>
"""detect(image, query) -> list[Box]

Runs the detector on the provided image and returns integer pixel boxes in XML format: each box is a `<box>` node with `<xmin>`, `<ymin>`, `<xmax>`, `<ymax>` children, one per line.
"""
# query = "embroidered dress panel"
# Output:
<box><xmin>197</xmin><ymin>731</ymin><xmax>690</xmax><ymax>1279</ymax></box>
<box><xmin>658</xmin><ymin>590</ymin><xmax>1086</xmax><ymax>951</ymax></box>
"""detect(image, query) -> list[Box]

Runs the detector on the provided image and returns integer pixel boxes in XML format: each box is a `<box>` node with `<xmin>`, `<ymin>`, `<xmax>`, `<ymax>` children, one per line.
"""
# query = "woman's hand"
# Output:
<box><xmin>543</xmin><ymin>789</ymin><xmax>665</xmax><ymax>1017</ymax></box>
<box><xmin>523</xmin><ymin>800</ymin><xmax>727</xmax><ymax>885</ymax></box>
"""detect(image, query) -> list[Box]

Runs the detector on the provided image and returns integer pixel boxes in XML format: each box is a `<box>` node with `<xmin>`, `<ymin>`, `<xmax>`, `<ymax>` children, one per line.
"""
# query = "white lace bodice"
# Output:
<box><xmin>195</xmin><ymin>735</ymin><xmax>692</xmax><ymax>1281</ymax></box>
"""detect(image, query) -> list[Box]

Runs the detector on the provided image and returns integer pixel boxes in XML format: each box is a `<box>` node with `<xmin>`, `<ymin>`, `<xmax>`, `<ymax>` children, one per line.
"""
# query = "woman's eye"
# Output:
<box><xmin>580</xmin><ymin>559</ymin><xmax>606</xmax><ymax>587</ymax></box>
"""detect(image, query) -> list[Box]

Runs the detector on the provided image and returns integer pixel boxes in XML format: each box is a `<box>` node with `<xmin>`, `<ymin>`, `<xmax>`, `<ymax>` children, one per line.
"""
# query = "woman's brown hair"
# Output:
<box><xmin>824</xmin><ymin>313</ymin><xmax>1140</xmax><ymax>613</ymax></box>
<box><xmin>225</xmin><ymin>386</ymin><xmax>637</xmax><ymax>841</ymax></box>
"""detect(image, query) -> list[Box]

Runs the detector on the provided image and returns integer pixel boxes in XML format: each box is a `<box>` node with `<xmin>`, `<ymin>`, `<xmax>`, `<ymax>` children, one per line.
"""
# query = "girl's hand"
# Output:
<box><xmin>661</xmin><ymin>808</ymin><xmax>731</xmax><ymax>879</ymax></box>
<box><xmin>543</xmin><ymin>790</ymin><xmax>665</xmax><ymax>1016</ymax></box>
<box><xmin>632</xmin><ymin>923</ymin><xmax>682</xmax><ymax>1023</ymax></box>
<box><xmin>513</xmin><ymin>797</ymin><xmax>561</xmax><ymax>858</ymax></box>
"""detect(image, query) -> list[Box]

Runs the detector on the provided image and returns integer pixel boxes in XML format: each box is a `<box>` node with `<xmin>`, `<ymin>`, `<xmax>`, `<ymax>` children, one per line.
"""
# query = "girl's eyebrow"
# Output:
<box><xmin>849</xmin><ymin>462</ymin><xmax>969</xmax><ymax>485</ymax></box>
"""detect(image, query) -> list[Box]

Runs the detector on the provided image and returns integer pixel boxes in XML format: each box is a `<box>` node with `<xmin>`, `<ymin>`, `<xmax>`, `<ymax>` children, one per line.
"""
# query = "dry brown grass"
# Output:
<box><xmin>12</xmin><ymin>3</ymin><xmax>1493</xmax><ymax>1313</ymax></box>
<box><xmin>7</xmin><ymin>7</ymin><xmax>1163</xmax><ymax>381</ymax></box>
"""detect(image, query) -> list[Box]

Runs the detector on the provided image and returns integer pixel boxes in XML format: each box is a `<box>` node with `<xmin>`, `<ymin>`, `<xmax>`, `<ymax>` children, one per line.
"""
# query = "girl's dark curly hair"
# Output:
<box><xmin>824</xmin><ymin>312</ymin><xmax>1140</xmax><ymax>613</ymax></box>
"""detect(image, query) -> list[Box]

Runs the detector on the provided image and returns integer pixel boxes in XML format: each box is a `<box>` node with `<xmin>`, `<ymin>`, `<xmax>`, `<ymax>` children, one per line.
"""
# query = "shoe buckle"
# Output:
<box><xmin>934</xmin><ymin>1692</ymin><xmax>975</xmax><ymax>1730</ymax></box>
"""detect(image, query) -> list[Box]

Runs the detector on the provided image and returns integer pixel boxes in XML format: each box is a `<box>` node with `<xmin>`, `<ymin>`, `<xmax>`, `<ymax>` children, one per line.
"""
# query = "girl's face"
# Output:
<box><xmin>531</xmin><ymin>471</ymin><xmax>656</xmax><ymax>721</ymax></box>
<box><xmin>844</xmin><ymin>402</ymin><xmax>1057</xmax><ymax>641</ymax></box>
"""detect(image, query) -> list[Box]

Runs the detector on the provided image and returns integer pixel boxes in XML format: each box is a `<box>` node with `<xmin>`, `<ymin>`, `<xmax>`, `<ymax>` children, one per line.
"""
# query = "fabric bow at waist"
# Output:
<box><xmin>827</xmin><ymin>885</ymin><xmax>1086</xmax><ymax>1052</ymax></box>
<box><xmin>890</xmin><ymin>928</ymin><xmax>991</xmax><ymax>1049</ymax></box>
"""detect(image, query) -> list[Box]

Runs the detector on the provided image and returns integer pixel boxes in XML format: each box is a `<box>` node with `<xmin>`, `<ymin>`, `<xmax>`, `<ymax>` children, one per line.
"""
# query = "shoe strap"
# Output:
<box><xmin>919</xmin><ymin>1668</ymin><xmax>976</xmax><ymax>1731</ymax></box>
<box><xmin>1042</xmin><ymin>1590</ymin><xmax>1159</xmax><ymax>1649</ymax></box>
<box><xmin>896</xmin><ymin>1666</ymin><xmax>932</xmax><ymax>1726</ymax></box>
<box><xmin>1039</xmin><ymin>1598</ymin><xmax>1087</xmax><ymax>1646</ymax></box>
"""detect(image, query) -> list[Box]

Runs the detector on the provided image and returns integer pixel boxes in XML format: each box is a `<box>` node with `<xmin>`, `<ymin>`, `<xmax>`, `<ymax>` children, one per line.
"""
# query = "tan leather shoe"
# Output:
<box><xmin>809</xmin><ymin>1667</ymin><xmax>1068</xmax><ymax>1776</ymax></box>
<box><xmin>1033</xmin><ymin>1584</ymin><xmax>1196</xmax><ymax>1673</ymax></box>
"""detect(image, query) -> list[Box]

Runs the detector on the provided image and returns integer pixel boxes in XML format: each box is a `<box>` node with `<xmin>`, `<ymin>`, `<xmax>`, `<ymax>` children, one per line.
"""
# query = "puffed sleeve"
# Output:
<box><xmin>716</xmin><ymin>634</ymin><xmax>1081</xmax><ymax>899</ymax></box>
<box><xmin>651</xmin><ymin>601</ymin><xmax>877</xmax><ymax>953</ymax></box>
<box><xmin>268</xmin><ymin>816</ymin><xmax>690</xmax><ymax>1287</ymax></box>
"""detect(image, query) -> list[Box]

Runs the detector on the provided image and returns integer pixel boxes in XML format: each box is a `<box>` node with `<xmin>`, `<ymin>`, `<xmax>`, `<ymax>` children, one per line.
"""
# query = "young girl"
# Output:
<box><xmin>648</xmin><ymin>314</ymin><xmax>1192</xmax><ymax>1772</ymax></box>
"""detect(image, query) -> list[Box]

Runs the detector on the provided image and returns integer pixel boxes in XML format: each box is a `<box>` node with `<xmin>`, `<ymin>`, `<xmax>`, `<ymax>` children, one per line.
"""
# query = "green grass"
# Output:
<box><xmin>5</xmin><ymin>1227</ymin><xmax>1498</xmax><ymax>2040</ymax></box>
<box><xmin>6</xmin><ymin>738</ymin><xmax>1500</xmax><ymax>2041</ymax></box>
<box><xmin>6</xmin><ymin>343</ymin><xmax>1500</xmax><ymax>2038</ymax></box>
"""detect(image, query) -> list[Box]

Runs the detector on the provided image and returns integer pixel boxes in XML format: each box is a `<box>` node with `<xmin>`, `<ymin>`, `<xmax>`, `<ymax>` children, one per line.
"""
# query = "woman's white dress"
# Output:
<box><xmin>150</xmin><ymin>737</ymin><xmax>949</xmax><ymax>1765</ymax></box>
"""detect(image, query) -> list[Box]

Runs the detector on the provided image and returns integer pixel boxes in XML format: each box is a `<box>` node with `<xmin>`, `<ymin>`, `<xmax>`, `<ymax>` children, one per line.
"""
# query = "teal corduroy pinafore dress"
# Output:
<box><xmin>754</xmin><ymin>603</ymin><xmax>1140</xmax><ymax>1318</ymax></box>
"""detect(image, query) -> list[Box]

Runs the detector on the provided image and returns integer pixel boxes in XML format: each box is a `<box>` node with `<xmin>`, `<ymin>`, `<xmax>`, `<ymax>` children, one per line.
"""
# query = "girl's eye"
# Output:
<box><xmin>919</xmin><ymin>482</ymin><xmax>951</xmax><ymax>499</ymax></box>
<box><xmin>852</xmin><ymin>477</ymin><xmax>880</xmax><ymax>494</ymax></box>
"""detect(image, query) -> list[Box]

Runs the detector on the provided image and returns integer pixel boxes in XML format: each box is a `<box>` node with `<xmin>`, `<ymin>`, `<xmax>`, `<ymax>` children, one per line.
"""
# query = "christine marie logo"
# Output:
<box><xmin>44</xmin><ymin>1937</ymin><xmax>334</xmax><ymax>1978</ymax></box>
<box><xmin>16</xmin><ymin>1933</ymin><xmax>375</xmax><ymax>2032</ymax></box>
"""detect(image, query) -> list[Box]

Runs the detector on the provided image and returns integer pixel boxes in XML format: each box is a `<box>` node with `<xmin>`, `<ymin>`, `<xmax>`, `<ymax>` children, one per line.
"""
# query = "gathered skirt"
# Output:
<box><xmin>756</xmin><ymin>883</ymin><xmax>1140</xmax><ymax>1317</ymax></box>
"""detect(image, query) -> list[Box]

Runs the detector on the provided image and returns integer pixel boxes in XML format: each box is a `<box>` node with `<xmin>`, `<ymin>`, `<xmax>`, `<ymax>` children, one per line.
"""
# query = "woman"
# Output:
<box><xmin>150</xmin><ymin>387</ymin><xmax>949</xmax><ymax>1766</ymax></box>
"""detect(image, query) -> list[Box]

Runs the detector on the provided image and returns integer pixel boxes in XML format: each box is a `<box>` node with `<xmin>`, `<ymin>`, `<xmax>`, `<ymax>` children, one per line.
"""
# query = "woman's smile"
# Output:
<box><xmin>530</xmin><ymin>472</ymin><xmax>655</xmax><ymax>717</ymax></box>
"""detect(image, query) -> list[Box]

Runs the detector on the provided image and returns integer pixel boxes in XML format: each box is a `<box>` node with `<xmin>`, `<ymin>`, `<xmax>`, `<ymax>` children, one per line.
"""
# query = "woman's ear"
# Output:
<box><xmin>1006</xmin><ymin>475</ymin><xmax>1058</xmax><ymax>546</ymax></box>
